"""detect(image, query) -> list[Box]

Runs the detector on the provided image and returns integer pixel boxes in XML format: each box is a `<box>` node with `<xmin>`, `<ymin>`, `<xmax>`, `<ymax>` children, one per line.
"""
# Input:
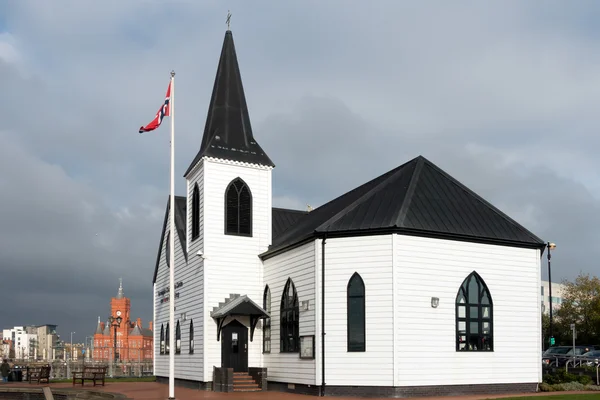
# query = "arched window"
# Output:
<box><xmin>165</xmin><ymin>232</ymin><xmax>170</xmax><ymax>268</ymax></box>
<box><xmin>192</xmin><ymin>184</ymin><xmax>200</xmax><ymax>240</ymax></box>
<box><xmin>280</xmin><ymin>278</ymin><xmax>299</xmax><ymax>353</ymax></box>
<box><xmin>224</xmin><ymin>178</ymin><xmax>252</xmax><ymax>236</ymax></box>
<box><xmin>165</xmin><ymin>323</ymin><xmax>170</xmax><ymax>354</ymax></box>
<box><xmin>175</xmin><ymin>321</ymin><xmax>181</xmax><ymax>354</ymax></box>
<box><xmin>456</xmin><ymin>272</ymin><xmax>493</xmax><ymax>351</ymax></box>
<box><xmin>189</xmin><ymin>320</ymin><xmax>194</xmax><ymax>354</ymax></box>
<box><xmin>160</xmin><ymin>324</ymin><xmax>165</xmax><ymax>355</ymax></box>
<box><xmin>263</xmin><ymin>285</ymin><xmax>271</xmax><ymax>353</ymax></box>
<box><xmin>347</xmin><ymin>272</ymin><xmax>365</xmax><ymax>352</ymax></box>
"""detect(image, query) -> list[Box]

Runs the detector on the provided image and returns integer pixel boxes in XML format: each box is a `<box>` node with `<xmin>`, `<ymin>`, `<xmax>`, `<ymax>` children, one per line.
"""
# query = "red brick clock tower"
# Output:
<box><xmin>92</xmin><ymin>279</ymin><xmax>153</xmax><ymax>361</ymax></box>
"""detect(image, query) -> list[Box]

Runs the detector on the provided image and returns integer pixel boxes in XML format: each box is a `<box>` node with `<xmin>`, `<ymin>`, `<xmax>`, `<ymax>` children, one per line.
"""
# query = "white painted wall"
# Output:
<box><xmin>394</xmin><ymin>234</ymin><xmax>542</xmax><ymax>387</ymax></box>
<box><xmin>181</xmin><ymin>160</ymin><xmax>205</xmax><ymax>381</ymax></box>
<box><xmin>153</xmin><ymin>177</ymin><xmax>204</xmax><ymax>381</ymax></box>
<box><xmin>322</xmin><ymin>235</ymin><xmax>395</xmax><ymax>386</ymax></box>
<box><xmin>201</xmin><ymin>158</ymin><xmax>272</xmax><ymax>382</ymax></box>
<box><xmin>264</xmin><ymin>241</ymin><xmax>316</xmax><ymax>385</ymax></box>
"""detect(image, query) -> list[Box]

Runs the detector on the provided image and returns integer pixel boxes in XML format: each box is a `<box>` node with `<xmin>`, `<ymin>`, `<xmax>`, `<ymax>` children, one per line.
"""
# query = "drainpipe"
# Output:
<box><xmin>321</xmin><ymin>234</ymin><xmax>327</xmax><ymax>396</ymax></box>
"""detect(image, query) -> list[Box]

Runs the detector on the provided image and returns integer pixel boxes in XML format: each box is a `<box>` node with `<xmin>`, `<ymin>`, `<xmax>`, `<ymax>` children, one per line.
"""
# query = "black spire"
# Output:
<box><xmin>184</xmin><ymin>30</ymin><xmax>274</xmax><ymax>176</ymax></box>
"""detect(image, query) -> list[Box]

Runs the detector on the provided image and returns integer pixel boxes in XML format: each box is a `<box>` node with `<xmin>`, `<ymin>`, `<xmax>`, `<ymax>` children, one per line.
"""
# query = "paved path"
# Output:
<box><xmin>0</xmin><ymin>382</ymin><xmax>594</xmax><ymax>400</ymax></box>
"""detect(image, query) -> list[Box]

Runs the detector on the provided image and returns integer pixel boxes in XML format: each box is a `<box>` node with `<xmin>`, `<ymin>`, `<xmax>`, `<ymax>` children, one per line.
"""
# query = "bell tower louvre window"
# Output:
<box><xmin>225</xmin><ymin>178</ymin><xmax>252</xmax><ymax>236</ymax></box>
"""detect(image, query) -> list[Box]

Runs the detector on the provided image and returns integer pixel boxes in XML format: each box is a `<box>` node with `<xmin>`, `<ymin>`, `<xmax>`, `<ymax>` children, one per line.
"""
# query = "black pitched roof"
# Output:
<box><xmin>152</xmin><ymin>196</ymin><xmax>187</xmax><ymax>284</ymax></box>
<box><xmin>184</xmin><ymin>30</ymin><xmax>274</xmax><ymax>177</ymax></box>
<box><xmin>261</xmin><ymin>155</ymin><xmax>545</xmax><ymax>259</ymax></box>
<box><xmin>272</xmin><ymin>207</ymin><xmax>309</xmax><ymax>240</ymax></box>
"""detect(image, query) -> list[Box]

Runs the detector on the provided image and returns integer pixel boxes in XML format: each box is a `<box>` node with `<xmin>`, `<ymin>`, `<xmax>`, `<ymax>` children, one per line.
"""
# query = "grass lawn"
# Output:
<box><xmin>493</xmin><ymin>396</ymin><xmax>600</xmax><ymax>400</ymax></box>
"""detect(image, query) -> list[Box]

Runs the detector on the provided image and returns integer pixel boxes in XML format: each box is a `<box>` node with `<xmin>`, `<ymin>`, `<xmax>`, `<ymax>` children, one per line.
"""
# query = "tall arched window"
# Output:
<box><xmin>165</xmin><ymin>323</ymin><xmax>170</xmax><ymax>354</ymax></box>
<box><xmin>160</xmin><ymin>324</ymin><xmax>165</xmax><ymax>355</ymax></box>
<box><xmin>175</xmin><ymin>321</ymin><xmax>181</xmax><ymax>354</ymax></box>
<box><xmin>165</xmin><ymin>232</ymin><xmax>170</xmax><ymax>268</ymax></box>
<box><xmin>347</xmin><ymin>272</ymin><xmax>366</xmax><ymax>352</ymax></box>
<box><xmin>456</xmin><ymin>271</ymin><xmax>493</xmax><ymax>351</ymax></box>
<box><xmin>280</xmin><ymin>278</ymin><xmax>299</xmax><ymax>353</ymax></box>
<box><xmin>225</xmin><ymin>178</ymin><xmax>252</xmax><ymax>236</ymax></box>
<box><xmin>189</xmin><ymin>320</ymin><xmax>194</xmax><ymax>354</ymax></box>
<box><xmin>263</xmin><ymin>285</ymin><xmax>271</xmax><ymax>353</ymax></box>
<box><xmin>191</xmin><ymin>184</ymin><xmax>200</xmax><ymax>240</ymax></box>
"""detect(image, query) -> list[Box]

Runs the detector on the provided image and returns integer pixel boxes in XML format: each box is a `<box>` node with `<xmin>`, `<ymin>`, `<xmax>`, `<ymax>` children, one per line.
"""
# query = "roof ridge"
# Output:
<box><xmin>310</xmin><ymin>157</ymin><xmax>416</xmax><ymax>214</ymax></box>
<box><xmin>315</xmin><ymin>159</ymin><xmax>417</xmax><ymax>232</ymax></box>
<box><xmin>272</xmin><ymin>207</ymin><xmax>309</xmax><ymax>214</ymax></box>
<box><xmin>393</xmin><ymin>156</ymin><xmax>425</xmax><ymax>227</ymax></box>
<box><xmin>422</xmin><ymin>157</ymin><xmax>544</xmax><ymax>243</ymax></box>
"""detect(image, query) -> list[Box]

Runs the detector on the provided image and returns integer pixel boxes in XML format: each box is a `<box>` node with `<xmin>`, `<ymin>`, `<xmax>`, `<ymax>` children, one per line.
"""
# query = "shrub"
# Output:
<box><xmin>539</xmin><ymin>383</ymin><xmax>555</xmax><ymax>392</ymax></box>
<box><xmin>558</xmin><ymin>382</ymin><xmax>587</xmax><ymax>391</ymax></box>
<box><xmin>543</xmin><ymin>369</ymin><xmax>579</xmax><ymax>384</ymax></box>
<box><xmin>578</xmin><ymin>374</ymin><xmax>593</xmax><ymax>385</ymax></box>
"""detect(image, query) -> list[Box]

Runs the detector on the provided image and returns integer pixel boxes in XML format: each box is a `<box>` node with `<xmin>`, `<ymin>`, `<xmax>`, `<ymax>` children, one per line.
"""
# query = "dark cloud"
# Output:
<box><xmin>0</xmin><ymin>1</ymin><xmax>599</xmax><ymax>342</ymax></box>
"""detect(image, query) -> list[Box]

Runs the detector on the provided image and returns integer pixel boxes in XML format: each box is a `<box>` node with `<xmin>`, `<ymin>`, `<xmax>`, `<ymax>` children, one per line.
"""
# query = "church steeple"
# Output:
<box><xmin>184</xmin><ymin>29</ymin><xmax>274</xmax><ymax>177</ymax></box>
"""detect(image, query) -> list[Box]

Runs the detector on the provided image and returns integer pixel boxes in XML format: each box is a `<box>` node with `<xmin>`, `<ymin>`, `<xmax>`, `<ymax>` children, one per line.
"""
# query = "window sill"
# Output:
<box><xmin>224</xmin><ymin>232</ymin><xmax>253</xmax><ymax>238</ymax></box>
<box><xmin>456</xmin><ymin>349</ymin><xmax>494</xmax><ymax>352</ymax></box>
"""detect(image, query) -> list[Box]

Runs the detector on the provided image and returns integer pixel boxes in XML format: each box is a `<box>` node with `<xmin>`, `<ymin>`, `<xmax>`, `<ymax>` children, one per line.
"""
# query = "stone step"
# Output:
<box><xmin>232</xmin><ymin>372</ymin><xmax>260</xmax><ymax>391</ymax></box>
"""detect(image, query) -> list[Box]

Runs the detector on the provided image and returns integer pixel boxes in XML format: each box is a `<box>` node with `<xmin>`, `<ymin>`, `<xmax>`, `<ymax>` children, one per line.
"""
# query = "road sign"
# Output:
<box><xmin>550</xmin><ymin>336</ymin><xmax>555</xmax><ymax>346</ymax></box>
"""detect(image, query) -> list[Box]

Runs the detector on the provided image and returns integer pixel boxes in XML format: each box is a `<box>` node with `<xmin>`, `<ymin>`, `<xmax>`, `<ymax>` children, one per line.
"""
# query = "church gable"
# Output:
<box><xmin>152</xmin><ymin>195</ymin><xmax>188</xmax><ymax>284</ymax></box>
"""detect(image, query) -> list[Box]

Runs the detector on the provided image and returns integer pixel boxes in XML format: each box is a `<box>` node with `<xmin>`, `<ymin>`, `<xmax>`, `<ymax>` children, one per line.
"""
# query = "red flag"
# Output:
<box><xmin>139</xmin><ymin>81</ymin><xmax>171</xmax><ymax>133</ymax></box>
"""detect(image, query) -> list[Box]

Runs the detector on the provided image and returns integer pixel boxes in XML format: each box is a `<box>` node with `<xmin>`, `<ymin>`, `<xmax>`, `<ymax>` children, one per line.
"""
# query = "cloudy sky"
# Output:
<box><xmin>1</xmin><ymin>0</ymin><xmax>599</xmax><ymax>343</ymax></box>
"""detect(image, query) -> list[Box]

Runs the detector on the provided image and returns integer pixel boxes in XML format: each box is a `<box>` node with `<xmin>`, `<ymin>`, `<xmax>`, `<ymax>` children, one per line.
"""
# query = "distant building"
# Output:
<box><xmin>541</xmin><ymin>280</ymin><xmax>567</xmax><ymax>314</ymax></box>
<box><xmin>34</xmin><ymin>325</ymin><xmax>59</xmax><ymax>361</ymax></box>
<box><xmin>2</xmin><ymin>326</ymin><xmax>36</xmax><ymax>360</ymax></box>
<box><xmin>1</xmin><ymin>339</ymin><xmax>11</xmax><ymax>359</ymax></box>
<box><xmin>93</xmin><ymin>280</ymin><xmax>153</xmax><ymax>362</ymax></box>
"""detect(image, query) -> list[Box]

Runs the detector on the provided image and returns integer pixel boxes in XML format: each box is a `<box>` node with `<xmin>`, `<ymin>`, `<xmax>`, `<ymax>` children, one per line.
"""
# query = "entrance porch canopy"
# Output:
<box><xmin>210</xmin><ymin>294</ymin><xmax>269</xmax><ymax>342</ymax></box>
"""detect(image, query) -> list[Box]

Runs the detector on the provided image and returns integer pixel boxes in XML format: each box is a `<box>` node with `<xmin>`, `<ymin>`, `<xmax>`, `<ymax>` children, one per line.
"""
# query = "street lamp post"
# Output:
<box><xmin>70</xmin><ymin>332</ymin><xmax>75</xmax><ymax>360</ymax></box>
<box><xmin>108</xmin><ymin>316</ymin><xmax>122</xmax><ymax>363</ymax></box>
<box><xmin>547</xmin><ymin>242</ymin><xmax>556</xmax><ymax>348</ymax></box>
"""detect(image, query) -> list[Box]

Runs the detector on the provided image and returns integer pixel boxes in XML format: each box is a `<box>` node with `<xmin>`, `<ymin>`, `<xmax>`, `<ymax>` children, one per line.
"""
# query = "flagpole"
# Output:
<box><xmin>168</xmin><ymin>70</ymin><xmax>176</xmax><ymax>400</ymax></box>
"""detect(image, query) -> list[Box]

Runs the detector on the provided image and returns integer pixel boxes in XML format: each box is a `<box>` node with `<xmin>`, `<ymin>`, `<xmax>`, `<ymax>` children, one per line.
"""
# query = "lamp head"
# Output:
<box><xmin>116</xmin><ymin>316</ymin><xmax>122</xmax><ymax>326</ymax></box>
<box><xmin>548</xmin><ymin>242</ymin><xmax>556</xmax><ymax>250</ymax></box>
<box><xmin>108</xmin><ymin>316</ymin><xmax>114</xmax><ymax>324</ymax></box>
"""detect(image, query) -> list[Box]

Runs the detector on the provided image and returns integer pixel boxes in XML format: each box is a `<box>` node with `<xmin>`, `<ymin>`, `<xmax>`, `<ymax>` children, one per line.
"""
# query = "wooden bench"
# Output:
<box><xmin>27</xmin><ymin>365</ymin><xmax>51</xmax><ymax>384</ymax></box>
<box><xmin>72</xmin><ymin>366</ymin><xmax>107</xmax><ymax>386</ymax></box>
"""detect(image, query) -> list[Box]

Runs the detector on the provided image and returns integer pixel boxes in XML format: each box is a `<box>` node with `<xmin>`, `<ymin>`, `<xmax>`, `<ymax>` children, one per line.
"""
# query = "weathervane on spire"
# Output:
<box><xmin>226</xmin><ymin>10</ymin><xmax>231</xmax><ymax>30</ymax></box>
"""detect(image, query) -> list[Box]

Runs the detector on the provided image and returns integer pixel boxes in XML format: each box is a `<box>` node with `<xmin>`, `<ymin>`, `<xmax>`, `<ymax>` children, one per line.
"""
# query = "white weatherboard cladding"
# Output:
<box><xmin>394</xmin><ymin>234</ymin><xmax>542</xmax><ymax>387</ymax></box>
<box><xmin>153</xmin><ymin>161</ymin><xmax>206</xmax><ymax>382</ymax></box>
<box><xmin>323</xmin><ymin>235</ymin><xmax>394</xmax><ymax>386</ymax></box>
<box><xmin>153</xmin><ymin>205</ymin><xmax>204</xmax><ymax>381</ymax></box>
<box><xmin>264</xmin><ymin>241</ymin><xmax>316</xmax><ymax>385</ymax></box>
<box><xmin>202</xmin><ymin>159</ymin><xmax>272</xmax><ymax>382</ymax></box>
<box><xmin>181</xmin><ymin>163</ymin><xmax>205</xmax><ymax>380</ymax></box>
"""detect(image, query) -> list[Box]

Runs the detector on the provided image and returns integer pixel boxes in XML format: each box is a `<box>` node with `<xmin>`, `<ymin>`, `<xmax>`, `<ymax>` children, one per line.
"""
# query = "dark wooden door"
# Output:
<box><xmin>221</xmin><ymin>320</ymin><xmax>248</xmax><ymax>372</ymax></box>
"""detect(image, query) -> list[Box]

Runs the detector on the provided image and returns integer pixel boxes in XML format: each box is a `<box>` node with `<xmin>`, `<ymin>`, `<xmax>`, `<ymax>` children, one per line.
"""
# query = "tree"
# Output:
<box><xmin>554</xmin><ymin>273</ymin><xmax>600</xmax><ymax>345</ymax></box>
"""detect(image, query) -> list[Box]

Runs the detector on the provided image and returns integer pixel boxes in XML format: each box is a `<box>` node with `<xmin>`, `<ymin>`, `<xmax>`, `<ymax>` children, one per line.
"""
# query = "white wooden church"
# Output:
<box><xmin>152</xmin><ymin>29</ymin><xmax>546</xmax><ymax>397</ymax></box>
